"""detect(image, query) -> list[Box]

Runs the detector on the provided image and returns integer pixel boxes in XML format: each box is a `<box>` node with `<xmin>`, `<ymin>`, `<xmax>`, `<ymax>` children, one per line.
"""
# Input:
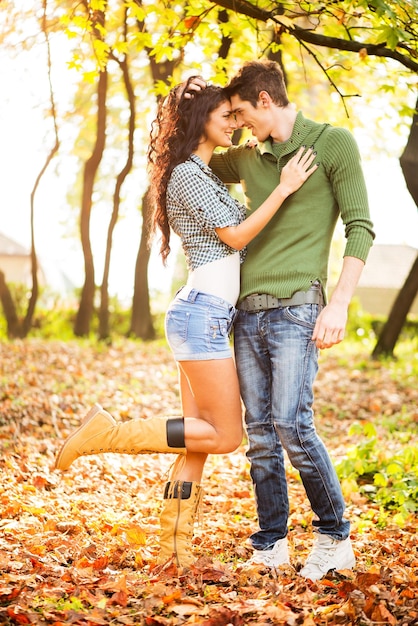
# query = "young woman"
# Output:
<box><xmin>55</xmin><ymin>80</ymin><xmax>317</xmax><ymax>568</ymax></box>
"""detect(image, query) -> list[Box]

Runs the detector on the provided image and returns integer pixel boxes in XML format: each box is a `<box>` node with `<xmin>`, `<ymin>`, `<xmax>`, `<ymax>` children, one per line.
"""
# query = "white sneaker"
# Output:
<box><xmin>247</xmin><ymin>537</ymin><xmax>290</xmax><ymax>568</ymax></box>
<box><xmin>300</xmin><ymin>534</ymin><xmax>355</xmax><ymax>581</ymax></box>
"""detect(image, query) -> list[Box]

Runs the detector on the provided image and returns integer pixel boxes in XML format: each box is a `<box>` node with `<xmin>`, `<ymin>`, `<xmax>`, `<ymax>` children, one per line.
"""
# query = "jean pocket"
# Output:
<box><xmin>283</xmin><ymin>304</ymin><xmax>320</xmax><ymax>329</ymax></box>
<box><xmin>209</xmin><ymin>317</ymin><xmax>229</xmax><ymax>341</ymax></box>
<box><xmin>166</xmin><ymin>310</ymin><xmax>190</xmax><ymax>348</ymax></box>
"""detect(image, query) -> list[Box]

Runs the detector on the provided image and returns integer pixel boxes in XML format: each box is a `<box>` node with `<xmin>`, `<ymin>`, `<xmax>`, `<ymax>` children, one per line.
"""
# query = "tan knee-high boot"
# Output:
<box><xmin>55</xmin><ymin>403</ymin><xmax>186</xmax><ymax>471</ymax></box>
<box><xmin>158</xmin><ymin>481</ymin><xmax>203</xmax><ymax>568</ymax></box>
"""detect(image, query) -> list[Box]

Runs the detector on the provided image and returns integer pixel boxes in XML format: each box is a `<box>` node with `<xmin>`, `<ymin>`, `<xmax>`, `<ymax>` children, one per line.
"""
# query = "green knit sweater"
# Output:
<box><xmin>210</xmin><ymin>111</ymin><xmax>375</xmax><ymax>303</ymax></box>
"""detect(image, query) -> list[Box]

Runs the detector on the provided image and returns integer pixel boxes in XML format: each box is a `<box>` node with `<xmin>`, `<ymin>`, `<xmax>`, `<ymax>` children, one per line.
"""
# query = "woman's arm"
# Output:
<box><xmin>216</xmin><ymin>147</ymin><xmax>318</xmax><ymax>250</ymax></box>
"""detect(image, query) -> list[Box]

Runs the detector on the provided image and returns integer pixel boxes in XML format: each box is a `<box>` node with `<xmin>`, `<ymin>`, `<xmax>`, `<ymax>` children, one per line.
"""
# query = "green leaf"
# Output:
<box><xmin>386</xmin><ymin>462</ymin><xmax>403</xmax><ymax>476</ymax></box>
<box><xmin>91</xmin><ymin>0</ymin><xmax>107</xmax><ymax>10</ymax></box>
<box><xmin>376</xmin><ymin>25</ymin><xmax>401</xmax><ymax>49</ymax></box>
<box><xmin>374</xmin><ymin>472</ymin><xmax>388</xmax><ymax>487</ymax></box>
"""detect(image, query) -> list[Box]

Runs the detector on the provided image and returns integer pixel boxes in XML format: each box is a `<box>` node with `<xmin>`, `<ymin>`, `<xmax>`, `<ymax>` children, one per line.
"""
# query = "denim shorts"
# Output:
<box><xmin>165</xmin><ymin>287</ymin><xmax>237</xmax><ymax>361</ymax></box>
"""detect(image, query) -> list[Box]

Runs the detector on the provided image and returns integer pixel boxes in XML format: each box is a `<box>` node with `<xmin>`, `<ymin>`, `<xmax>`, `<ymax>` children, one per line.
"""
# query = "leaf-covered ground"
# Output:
<box><xmin>0</xmin><ymin>339</ymin><xmax>417</xmax><ymax>625</ymax></box>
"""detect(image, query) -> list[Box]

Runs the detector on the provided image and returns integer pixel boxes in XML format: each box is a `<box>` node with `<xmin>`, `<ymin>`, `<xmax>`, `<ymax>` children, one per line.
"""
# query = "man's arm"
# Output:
<box><xmin>313</xmin><ymin>127</ymin><xmax>374</xmax><ymax>350</ymax></box>
<box><xmin>312</xmin><ymin>256</ymin><xmax>364</xmax><ymax>349</ymax></box>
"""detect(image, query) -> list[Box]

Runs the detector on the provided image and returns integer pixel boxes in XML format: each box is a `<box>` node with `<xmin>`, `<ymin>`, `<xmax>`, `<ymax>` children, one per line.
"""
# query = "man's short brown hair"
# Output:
<box><xmin>225</xmin><ymin>60</ymin><xmax>289</xmax><ymax>108</ymax></box>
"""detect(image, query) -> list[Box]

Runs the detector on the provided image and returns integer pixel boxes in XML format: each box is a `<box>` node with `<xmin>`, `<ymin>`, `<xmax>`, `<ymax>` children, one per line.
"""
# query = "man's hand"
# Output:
<box><xmin>182</xmin><ymin>76</ymin><xmax>207</xmax><ymax>99</ymax></box>
<box><xmin>312</xmin><ymin>302</ymin><xmax>348</xmax><ymax>349</ymax></box>
<box><xmin>313</xmin><ymin>256</ymin><xmax>365</xmax><ymax>349</ymax></box>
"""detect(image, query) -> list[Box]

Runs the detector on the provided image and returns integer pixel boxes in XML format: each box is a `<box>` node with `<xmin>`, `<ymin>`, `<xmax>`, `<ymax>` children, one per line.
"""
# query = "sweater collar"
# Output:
<box><xmin>257</xmin><ymin>111</ymin><xmax>316</xmax><ymax>157</ymax></box>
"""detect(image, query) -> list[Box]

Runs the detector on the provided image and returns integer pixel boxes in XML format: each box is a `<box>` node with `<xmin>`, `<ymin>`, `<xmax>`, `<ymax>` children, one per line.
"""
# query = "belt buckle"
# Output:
<box><xmin>267</xmin><ymin>294</ymin><xmax>280</xmax><ymax>308</ymax></box>
<box><xmin>247</xmin><ymin>294</ymin><xmax>261</xmax><ymax>310</ymax></box>
<box><xmin>244</xmin><ymin>294</ymin><xmax>262</xmax><ymax>311</ymax></box>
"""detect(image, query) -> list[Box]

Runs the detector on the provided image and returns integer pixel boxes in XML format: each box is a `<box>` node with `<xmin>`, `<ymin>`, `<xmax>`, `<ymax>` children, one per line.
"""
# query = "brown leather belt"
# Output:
<box><xmin>238</xmin><ymin>289</ymin><xmax>322</xmax><ymax>312</ymax></box>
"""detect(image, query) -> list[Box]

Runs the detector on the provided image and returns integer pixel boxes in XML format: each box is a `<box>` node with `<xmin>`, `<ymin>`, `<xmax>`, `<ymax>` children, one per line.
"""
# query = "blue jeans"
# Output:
<box><xmin>165</xmin><ymin>288</ymin><xmax>237</xmax><ymax>361</ymax></box>
<box><xmin>234</xmin><ymin>303</ymin><xmax>350</xmax><ymax>549</ymax></box>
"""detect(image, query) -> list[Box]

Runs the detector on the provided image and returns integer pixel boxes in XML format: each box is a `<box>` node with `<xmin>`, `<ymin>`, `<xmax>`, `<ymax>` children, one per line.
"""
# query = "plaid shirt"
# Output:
<box><xmin>167</xmin><ymin>154</ymin><xmax>246</xmax><ymax>271</ymax></box>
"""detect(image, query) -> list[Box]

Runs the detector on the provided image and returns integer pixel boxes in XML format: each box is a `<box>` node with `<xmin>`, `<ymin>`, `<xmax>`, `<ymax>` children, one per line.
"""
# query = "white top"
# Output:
<box><xmin>184</xmin><ymin>251</ymin><xmax>240</xmax><ymax>306</ymax></box>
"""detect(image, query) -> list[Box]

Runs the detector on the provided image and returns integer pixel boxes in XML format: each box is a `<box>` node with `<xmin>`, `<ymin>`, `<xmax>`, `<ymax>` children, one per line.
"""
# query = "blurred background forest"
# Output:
<box><xmin>0</xmin><ymin>0</ymin><xmax>417</xmax><ymax>356</ymax></box>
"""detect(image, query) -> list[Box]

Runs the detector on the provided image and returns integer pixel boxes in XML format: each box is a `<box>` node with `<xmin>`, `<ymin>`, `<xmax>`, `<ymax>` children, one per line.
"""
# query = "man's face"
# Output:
<box><xmin>230</xmin><ymin>94</ymin><xmax>272</xmax><ymax>142</ymax></box>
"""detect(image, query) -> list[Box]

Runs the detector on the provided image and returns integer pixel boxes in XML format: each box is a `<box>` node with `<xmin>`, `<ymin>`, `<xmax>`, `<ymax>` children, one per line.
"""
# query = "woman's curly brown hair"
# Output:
<box><xmin>147</xmin><ymin>78</ymin><xmax>229</xmax><ymax>264</ymax></box>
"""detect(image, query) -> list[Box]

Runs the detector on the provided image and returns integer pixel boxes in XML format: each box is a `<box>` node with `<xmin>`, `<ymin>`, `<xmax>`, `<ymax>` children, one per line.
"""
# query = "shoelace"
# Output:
<box><xmin>250</xmin><ymin>544</ymin><xmax>286</xmax><ymax>566</ymax></box>
<box><xmin>305</xmin><ymin>543</ymin><xmax>337</xmax><ymax>566</ymax></box>
<box><xmin>251</xmin><ymin>552</ymin><xmax>278</xmax><ymax>566</ymax></box>
<box><xmin>166</xmin><ymin>455</ymin><xmax>186</xmax><ymax>481</ymax></box>
<box><xmin>165</xmin><ymin>480</ymin><xmax>204</xmax><ymax>524</ymax></box>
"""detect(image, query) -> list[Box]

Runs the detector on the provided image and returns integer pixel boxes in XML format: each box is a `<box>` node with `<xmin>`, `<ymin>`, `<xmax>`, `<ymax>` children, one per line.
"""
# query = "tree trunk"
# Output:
<box><xmin>24</xmin><ymin>139</ymin><xmax>59</xmax><ymax>337</ymax></box>
<box><xmin>22</xmin><ymin>232</ymin><xmax>39</xmax><ymax>338</ymax></box>
<box><xmin>372</xmin><ymin>95</ymin><xmax>418</xmax><ymax>358</ymax></box>
<box><xmin>128</xmin><ymin>6</ymin><xmax>180</xmax><ymax>339</ymax></box>
<box><xmin>0</xmin><ymin>271</ymin><xmax>23</xmax><ymax>338</ymax></box>
<box><xmin>74</xmin><ymin>68</ymin><xmax>108</xmax><ymax>337</ymax></box>
<box><xmin>129</xmin><ymin>187</ymin><xmax>155</xmax><ymax>339</ymax></box>
<box><xmin>400</xmin><ymin>95</ymin><xmax>418</xmax><ymax>205</ymax></box>
<box><xmin>99</xmin><ymin>52</ymin><xmax>135</xmax><ymax>340</ymax></box>
<box><xmin>21</xmin><ymin>0</ymin><xmax>60</xmax><ymax>337</ymax></box>
<box><xmin>372</xmin><ymin>253</ymin><xmax>418</xmax><ymax>358</ymax></box>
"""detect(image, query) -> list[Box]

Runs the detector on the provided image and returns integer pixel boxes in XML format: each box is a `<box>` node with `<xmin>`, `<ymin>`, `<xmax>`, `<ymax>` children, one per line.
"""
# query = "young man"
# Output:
<box><xmin>189</xmin><ymin>60</ymin><xmax>375</xmax><ymax>580</ymax></box>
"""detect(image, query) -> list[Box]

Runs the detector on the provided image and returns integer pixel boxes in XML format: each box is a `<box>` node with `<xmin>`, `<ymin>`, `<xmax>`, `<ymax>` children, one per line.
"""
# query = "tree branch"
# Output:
<box><xmin>292</xmin><ymin>25</ymin><xmax>418</xmax><ymax>73</ymax></box>
<box><xmin>212</xmin><ymin>0</ymin><xmax>418</xmax><ymax>73</ymax></box>
<box><xmin>212</xmin><ymin>0</ymin><xmax>270</xmax><ymax>21</ymax></box>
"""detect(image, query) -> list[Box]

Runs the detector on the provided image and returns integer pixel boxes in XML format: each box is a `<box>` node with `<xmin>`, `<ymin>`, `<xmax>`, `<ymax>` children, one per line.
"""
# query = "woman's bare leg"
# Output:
<box><xmin>171</xmin><ymin>365</ymin><xmax>207</xmax><ymax>483</ymax></box>
<box><xmin>180</xmin><ymin>357</ymin><xmax>243</xmax><ymax>454</ymax></box>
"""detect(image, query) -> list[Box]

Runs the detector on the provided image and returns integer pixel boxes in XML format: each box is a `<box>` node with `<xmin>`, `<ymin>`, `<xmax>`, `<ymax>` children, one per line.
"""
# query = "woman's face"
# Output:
<box><xmin>202</xmin><ymin>100</ymin><xmax>237</xmax><ymax>148</ymax></box>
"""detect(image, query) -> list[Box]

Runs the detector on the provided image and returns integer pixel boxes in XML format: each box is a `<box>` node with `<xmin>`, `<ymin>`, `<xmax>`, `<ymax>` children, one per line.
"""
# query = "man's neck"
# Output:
<box><xmin>270</xmin><ymin>105</ymin><xmax>297</xmax><ymax>144</ymax></box>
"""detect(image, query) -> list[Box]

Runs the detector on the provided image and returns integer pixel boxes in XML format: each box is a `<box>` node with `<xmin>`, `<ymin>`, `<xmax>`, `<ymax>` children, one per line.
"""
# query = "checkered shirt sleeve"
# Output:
<box><xmin>167</xmin><ymin>155</ymin><xmax>247</xmax><ymax>271</ymax></box>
